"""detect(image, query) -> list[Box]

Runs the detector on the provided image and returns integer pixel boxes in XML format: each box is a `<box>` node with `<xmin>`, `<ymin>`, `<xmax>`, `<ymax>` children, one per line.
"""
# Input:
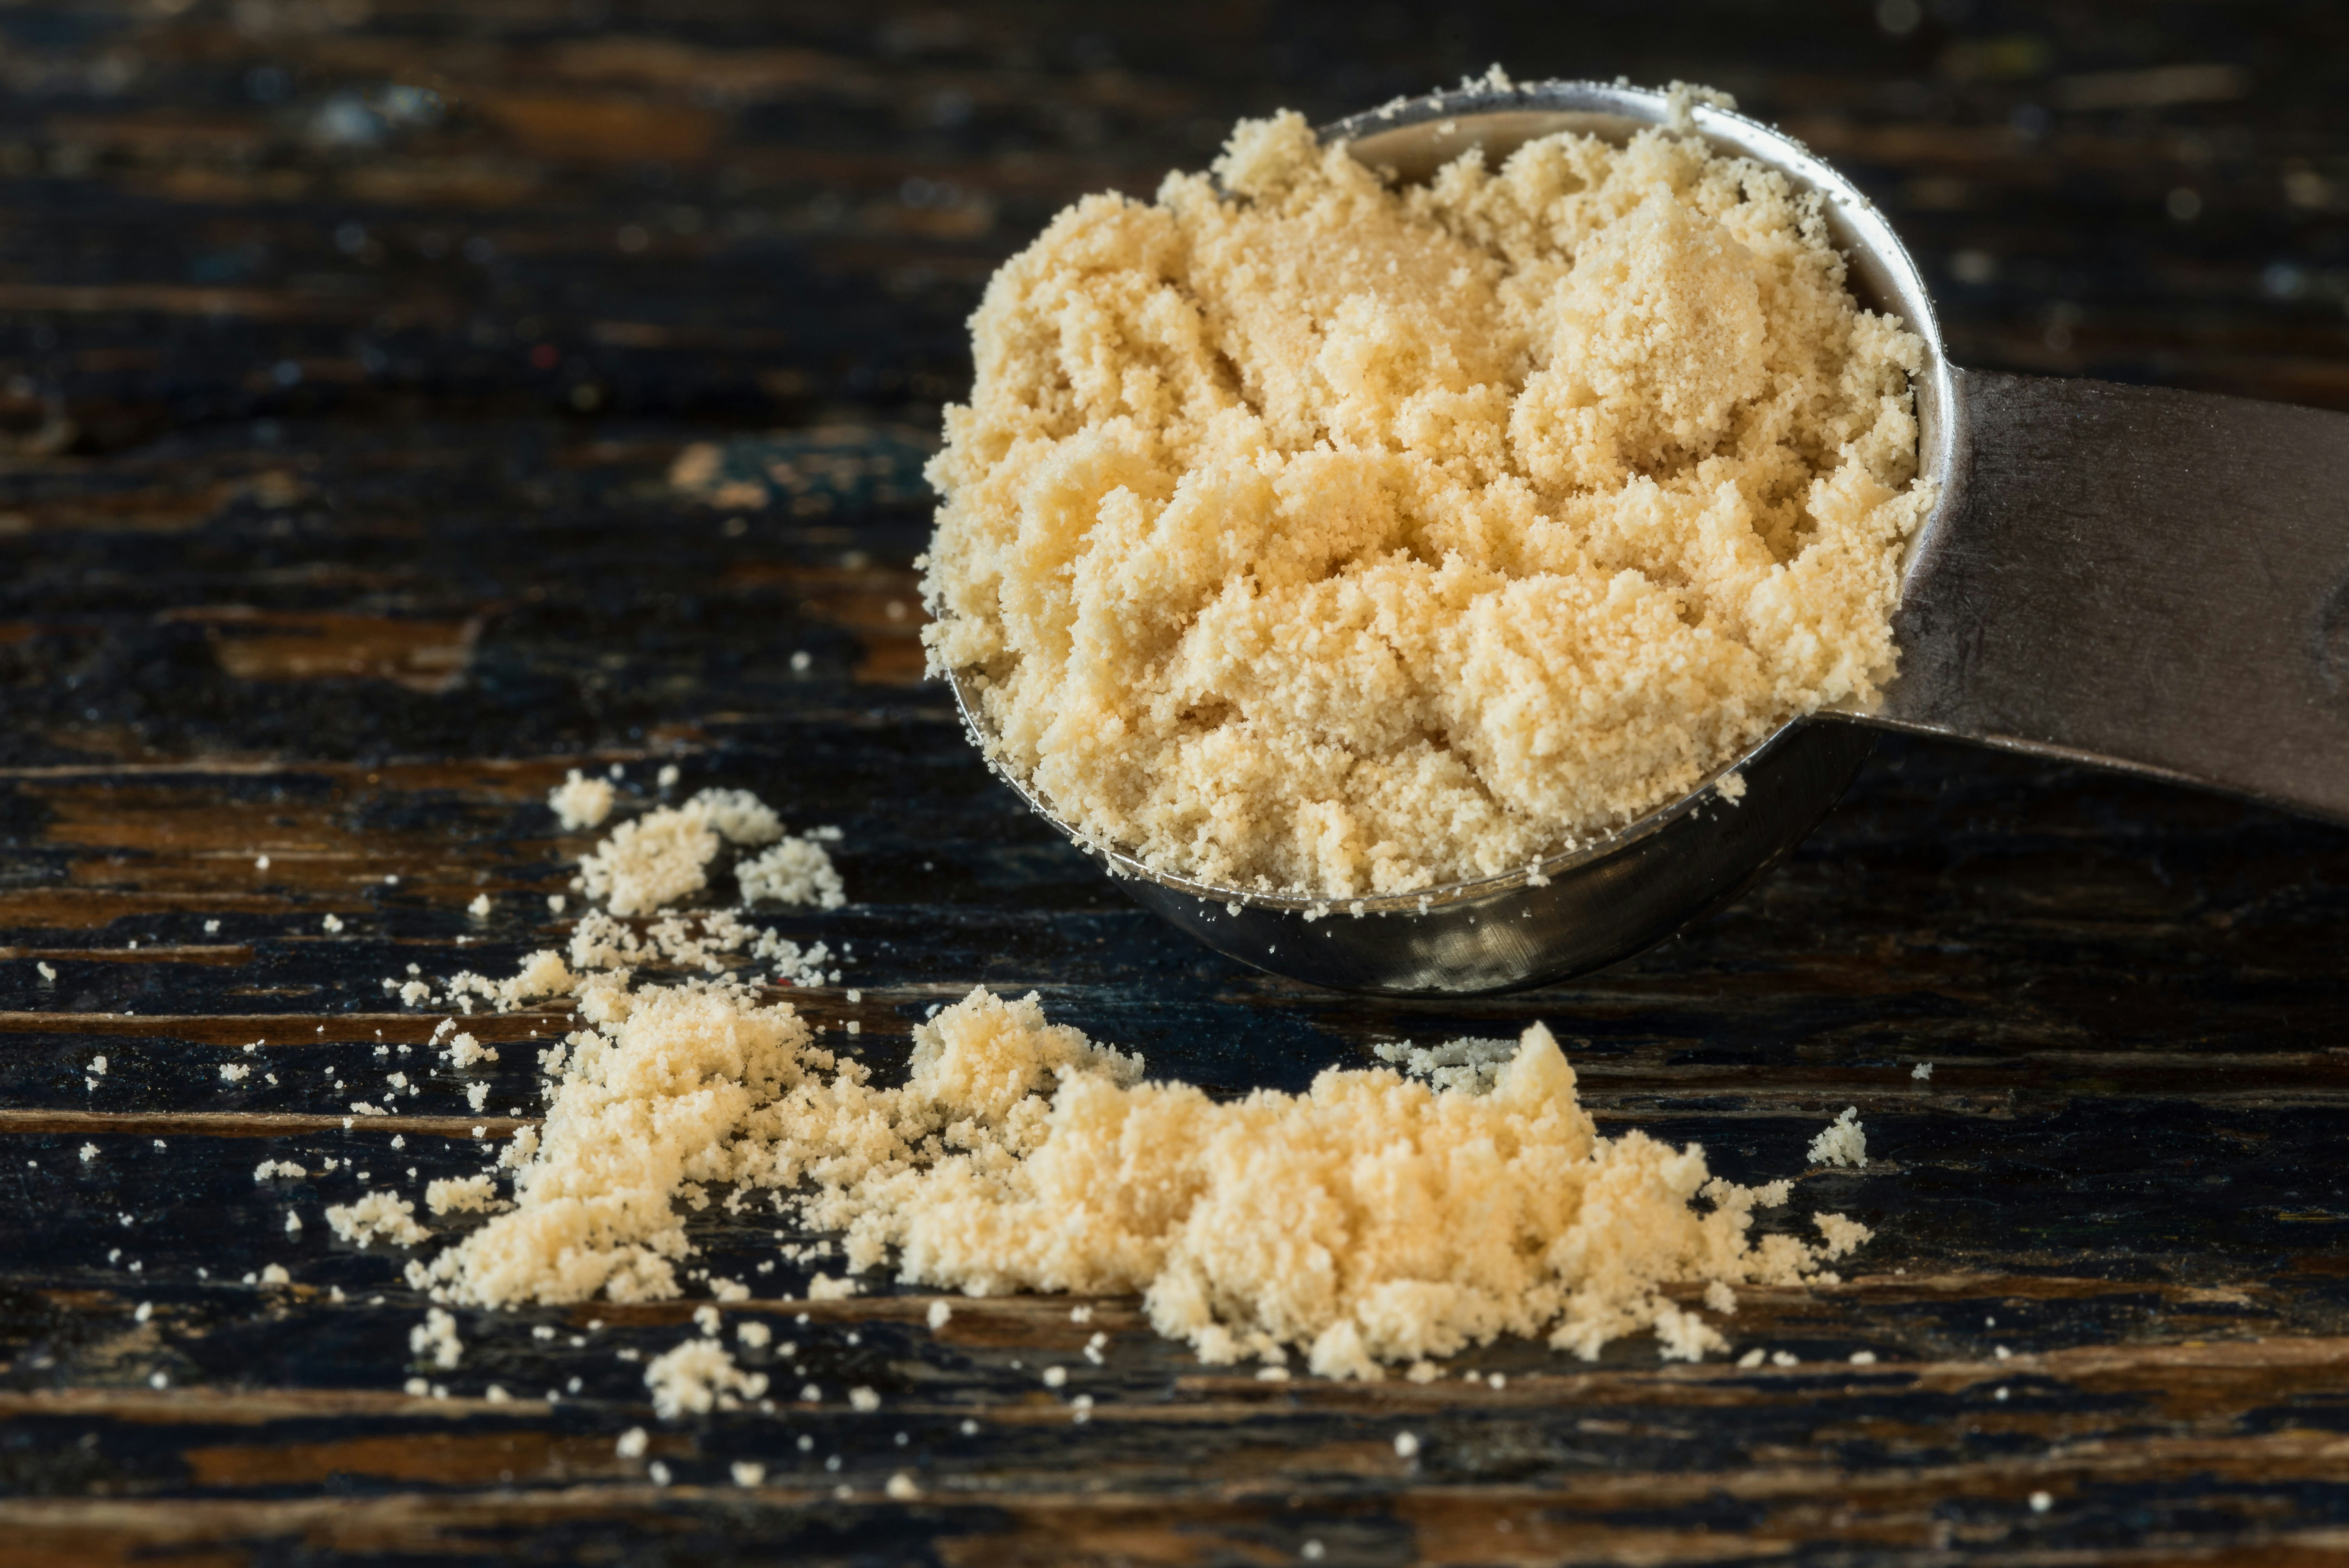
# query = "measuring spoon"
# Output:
<box><xmin>948</xmin><ymin>78</ymin><xmax>2349</xmax><ymax>996</ymax></box>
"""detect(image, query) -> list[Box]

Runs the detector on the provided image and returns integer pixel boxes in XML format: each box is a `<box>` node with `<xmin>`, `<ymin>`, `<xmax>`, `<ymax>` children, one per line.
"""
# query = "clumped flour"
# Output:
<box><xmin>388</xmin><ymin>785</ymin><xmax>1870</xmax><ymax>1381</ymax></box>
<box><xmin>922</xmin><ymin>98</ymin><xmax>1931</xmax><ymax>896</ymax></box>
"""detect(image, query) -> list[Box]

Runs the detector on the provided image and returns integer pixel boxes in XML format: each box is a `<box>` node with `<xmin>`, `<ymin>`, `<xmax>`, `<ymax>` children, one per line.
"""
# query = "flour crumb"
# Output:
<box><xmin>549</xmin><ymin>770</ymin><xmax>616</xmax><ymax>831</ymax></box>
<box><xmin>1371</xmin><ymin>1035</ymin><xmax>1520</xmax><ymax>1096</ymax></box>
<box><xmin>469</xmin><ymin>893</ymin><xmax>493</xmax><ymax>918</ymax></box>
<box><xmin>927</xmin><ymin>1300</ymin><xmax>954</xmax><ymax>1330</ymax></box>
<box><xmin>738</xmin><ymin>836</ymin><xmax>847</xmax><ymax>910</ymax></box>
<box><xmin>577</xmin><ymin>788</ymin><xmax>786</xmax><ymax>916</ymax></box>
<box><xmin>1808</xmin><ymin>1107</ymin><xmax>1868</xmax><ymax>1169</ymax></box>
<box><xmin>1813</xmin><ymin>1211</ymin><xmax>1873</xmax><ymax>1258</ymax></box>
<box><xmin>426</xmin><ymin>1175</ymin><xmax>505</xmax><ymax>1216</ymax></box>
<box><xmin>327</xmin><ymin>1190</ymin><xmax>431</xmax><ymax>1249</ymax></box>
<box><xmin>1664</xmin><ymin>79</ymin><xmax>1738</xmax><ymax>131</ymax></box>
<box><xmin>1912</xmin><ymin>1062</ymin><xmax>1933</xmax><ymax>1081</ymax></box>
<box><xmin>645</xmin><ymin>1337</ymin><xmax>769</xmax><ymax>1418</ymax></box>
<box><xmin>409</xmin><ymin>1306</ymin><xmax>462</xmax><ymax>1368</ymax></box>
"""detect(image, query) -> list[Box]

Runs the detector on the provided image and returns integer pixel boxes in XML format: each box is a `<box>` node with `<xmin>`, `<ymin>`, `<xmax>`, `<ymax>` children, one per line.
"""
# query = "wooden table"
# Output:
<box><xmin>6</xmin><ymin>4</ymin><xmax>2349</xmax><ymax>1562</ymax></box>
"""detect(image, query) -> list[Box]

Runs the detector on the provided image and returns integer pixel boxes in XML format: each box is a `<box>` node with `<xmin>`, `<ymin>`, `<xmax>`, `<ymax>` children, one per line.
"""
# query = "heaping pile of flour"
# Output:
<box><xmin>921</xmin><ymin>97</ymin><xmax>1933</xmax><ymax>897</ymax></box>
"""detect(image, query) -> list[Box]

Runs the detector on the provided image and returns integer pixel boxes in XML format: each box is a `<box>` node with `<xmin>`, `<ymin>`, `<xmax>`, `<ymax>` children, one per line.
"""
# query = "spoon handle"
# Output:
<box><xmin>1865</xmin><ymin>367</ymin><xmax>2349</xmax><ymax>823</ymax></box>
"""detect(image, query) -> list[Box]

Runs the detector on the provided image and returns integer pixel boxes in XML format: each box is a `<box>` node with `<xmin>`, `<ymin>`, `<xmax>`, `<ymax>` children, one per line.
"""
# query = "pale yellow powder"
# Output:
<box><xmin>408</xmin><ymin>1305</ymin><xmax>461</xmax><ymax>1368</ymax></box>
<box><xmin>1808</xmin><ymin>1106</ymin><xmax>1868</xmax><ymax>1168</ymax></box>
<box><xmin>548</xmin><ymin>770</ymin><xmax>615</xmax><ymax>832</ymax></box>
<box><xmin>577</xmin><ymin>788</ymin><xmax>788</xmax><ymax>917</ymax></box>
<box><xmin>326</xmin><ymin>1189</ymin><xmax>430</xmax><ymax>1249</ymax></box>
<box><xmin>426</xmin><ymin>1174</ymin><xmax>505</xmax><ymax>1216</ymax></box>
<box><xmin>923</xmin><ymin>106</ymin><xmax>1931</xmax><ymax>896</ymax></box>
<box><xmin>417</xmin><ymin>977</ymin><xmax>1867</xmax><ymax>1378</ymax></box>
<box><xmin>402</xmin><ymin>768</ymin><xmax>1874</xmax><ymax>1382</ymax></box>
<box><xmin>644</xmin><ymin>1337</ymin><xmax>769</xmax><ymax>1418</ymax></box>
<box><xmin>738</xmin><ymin>836</ymin><xmax>847</xmax><ymax>910</ymax></box>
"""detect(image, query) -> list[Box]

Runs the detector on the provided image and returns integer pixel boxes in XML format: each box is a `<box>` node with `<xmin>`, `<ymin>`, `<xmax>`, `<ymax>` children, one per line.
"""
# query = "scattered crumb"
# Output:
<box><xmin>409</xmin><ymin>1307</ymin><xmax>462</xmax><ymax>1368</ymax></box>
<box><xmin>885</xmin><ymin>1472</ymin><xmax>920</xmax><ymax>1501</ymax></box>
<box><xmin>616</xmin><ymin>1426</ymin><xmax>647</xmax><ymax>1458</ymax></box>
<box><xmin>220</xmin><ymin>1063</ymin><xmax>251</xmax><ymax>1083</ymax></box>
<box><xmin>426</xmin><ymin>1175</ymin><xmax>505</xmax><ymax>1216</ymax></box>
<box><xmin>731</xmin><ymin>1460</ymin><xmax>765</xmax><ymax>1487</ymax></box>
<box><xmin>326</xmin><ymin>1190</ymin><xmax>431</xmax><ymax>1249</ymax></box>
<box><xmin>469</xmin><ymin>894</ymin><xmax>493</xmax><ymax>918</ymax></box>
<box><xmin>927</xmin><ymin>1300</ymin><xmax>953</xmax><ymax>1330</ymax></box>
<box><xmin>738</xmin><ymin>1320</ymin><xmax>772</xmax><ymax>1349</ymax></box>
<box><xmin>576</xmin><ymin>788</ymin><xmax>786</xmax><ymax>916</ymax></box>
<box><xmin>738</xmin><ymin>837</ymin><xmax>847</xmax><ymax>910</ymax></box>
<box><xmin>322</xmin><ymin>914</ymin><xmax>344</xmax><ymax>934</ymax></box>
<box><xmin>1808</xmin><ymin>1107</ymin><xmax>1868</xmax><ymax>1169</ymax></box>
<box><xmin>1371</xmin><ymin>1035</ymin><xmax>1520</xmax><ymax>1096</ymax></box>
<box><xmin>1813</xmin><ymin>1212</ymin><xmax>1873</xmax><ymax>1258</ymax></box>
<box><xmin>644</xmin><ymin>1337</ymin><xmax>769</xmax><ymax>1418</ymax></box>
<box><xmin>549</xmin><ymin>770</ymin><xmax>617</xmax><ymax>832</ymax></box>
<box><xmin>849</xmin><ymin>1386</ymin><xmax>881</xmax><ymax>1412</ymax></box>
<box><xmin>1912</xmin><ymin>1062</ymin><xmax>1933</xmax><ymax>1081</ymax></box>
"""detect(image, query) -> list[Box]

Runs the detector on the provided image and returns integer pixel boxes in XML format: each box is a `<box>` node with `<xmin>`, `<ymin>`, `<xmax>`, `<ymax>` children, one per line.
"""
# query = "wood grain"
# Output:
<box><xmin>4</xmin><ymin>1</ymin><xmax>2349</xmax><ymax>1563</ymax></box>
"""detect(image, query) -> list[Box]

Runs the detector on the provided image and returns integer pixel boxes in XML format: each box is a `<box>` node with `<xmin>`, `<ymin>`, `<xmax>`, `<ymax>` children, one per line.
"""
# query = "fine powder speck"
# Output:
<box><xmin>922</xmin><ymin>103</ymin><xmax>1932</xmax><ymax>896</ymax></box>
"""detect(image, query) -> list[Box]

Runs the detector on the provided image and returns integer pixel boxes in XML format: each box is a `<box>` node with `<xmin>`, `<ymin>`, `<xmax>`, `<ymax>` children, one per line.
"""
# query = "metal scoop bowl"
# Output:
<box><xmin>947</xmin><ymin>79</ymin><xmax>2349</xmax><ymax>996</ymax></box>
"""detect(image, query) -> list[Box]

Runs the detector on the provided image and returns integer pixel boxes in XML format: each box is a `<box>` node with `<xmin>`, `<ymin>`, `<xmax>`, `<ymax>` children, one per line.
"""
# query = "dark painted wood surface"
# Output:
<box><xmin>5</xmin><ymin>3</ymin><xmax>2349</xmax><ymax>1563</ymax></box>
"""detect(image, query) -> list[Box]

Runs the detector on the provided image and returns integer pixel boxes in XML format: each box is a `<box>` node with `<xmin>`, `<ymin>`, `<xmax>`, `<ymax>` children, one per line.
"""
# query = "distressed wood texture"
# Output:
<box><xmin>5</xmin><ymin>3</ymin><xmax>2349</xmax><ymax>1564</ymax></box>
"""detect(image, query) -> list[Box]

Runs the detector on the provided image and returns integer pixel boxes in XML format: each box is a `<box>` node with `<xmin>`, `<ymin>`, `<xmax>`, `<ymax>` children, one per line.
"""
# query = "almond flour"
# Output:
<box><xmin>923</xmin><ymin>101</ymin><xmax>1931</xmax><ymax>896</ymax></box>
<box><xmin>413</xmin><ymin>973</ymin><xmax>1868</xmax><ymax>1377</ymax></box>
<box><xmin>383</xmin><ymin>781</ymin><xmax>1871</xmax><ymax>1381</ymax></box>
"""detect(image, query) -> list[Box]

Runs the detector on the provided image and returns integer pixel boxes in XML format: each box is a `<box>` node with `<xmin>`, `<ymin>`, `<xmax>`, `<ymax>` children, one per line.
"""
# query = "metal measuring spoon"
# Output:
<box><xmin>947</xmin><ymin>78</ymin><xmax>2349</xmax><ymax>997</ymax></box>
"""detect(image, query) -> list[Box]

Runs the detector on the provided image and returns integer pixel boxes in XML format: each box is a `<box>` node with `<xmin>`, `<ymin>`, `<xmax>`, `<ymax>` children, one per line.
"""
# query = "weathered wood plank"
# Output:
<box><xmin>5</xmin><ymin>0</ymin><xmax>2349</xmax><ymax>1561</ymax></box>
